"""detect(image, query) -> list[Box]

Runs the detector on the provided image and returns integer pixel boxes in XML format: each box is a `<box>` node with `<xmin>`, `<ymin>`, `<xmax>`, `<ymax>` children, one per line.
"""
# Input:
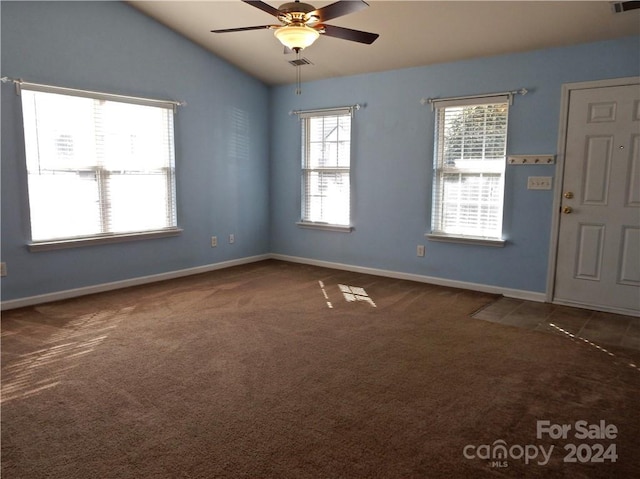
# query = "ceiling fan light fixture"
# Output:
<box><xmin>274</xmin><ymin>25</ymin><xmax>319</xmax><ymax>51</ymax></box>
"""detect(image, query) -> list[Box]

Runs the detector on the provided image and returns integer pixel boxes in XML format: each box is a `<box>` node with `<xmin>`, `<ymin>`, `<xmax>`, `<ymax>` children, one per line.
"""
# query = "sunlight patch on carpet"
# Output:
<box><xmin>1</xmin><ymin>307</ymin><xmax>133</xmax><ymax>403</ymax></box>
<box><xmin>318</xmin><ymin>281</ymin><xmax>333</xmax><ymax>308</ymax></box>
<box><xmin>549</xmin><ymin>323</ymin><xmax>640</xmax><ymax>372</ymax></box>
<box><xmin>339</xmin><ymin>284</ymin><xmax>376</xmax><ymax>307</ymax></box>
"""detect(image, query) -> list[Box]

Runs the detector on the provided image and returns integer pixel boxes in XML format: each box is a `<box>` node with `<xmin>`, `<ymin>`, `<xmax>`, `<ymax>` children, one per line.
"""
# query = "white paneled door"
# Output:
<box><xmin>554</xmin><ymin>80</ymin><xmax>640</xmax><ymax>316</ymax></box>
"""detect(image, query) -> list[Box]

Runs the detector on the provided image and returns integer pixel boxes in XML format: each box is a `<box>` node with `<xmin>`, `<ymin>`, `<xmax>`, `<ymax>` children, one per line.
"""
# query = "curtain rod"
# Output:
<box><xmin>1</xmin><ymin>76</ymin><xmax>186</xmax><ymax>110</ymax></box>
<box><xmin>289</xmin><ymin>104</ymin><xmax>361</xmax><ymax>116</ymax></box>
<box><xmin>420</xmin><ymin>88</ymin><xmax>528</xmax><ymax>110</ymax></box>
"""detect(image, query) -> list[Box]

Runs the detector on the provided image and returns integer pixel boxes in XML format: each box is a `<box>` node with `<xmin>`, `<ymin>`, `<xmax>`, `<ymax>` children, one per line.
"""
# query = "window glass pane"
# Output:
<box><xmin>306</xmin><ymin>115</ymin><xmax>351</xmax><ymax>169</ymax></box>
<box><xmin>439</xmin><ymin>173</ymin><xmax>502</xmax><ymax>237</ymax></box>
<box><xmin>303</xmin><ymin>171</ymin><xmax>350</xmax><ymax>225</ymax></box>
<box><xmin>28</xmin><ymin>172</ymin><xmax>101</xmax><ymax>241</ymax></box>
<box><xmin>108</xmin><ymin>173</ymin><xmax>170</xmax><ymax>233</ymax></box>
<box><xmin>100</xmin><ymin>102</ymin><xmax>173</xmax><ymax>171</ymax></box>
<box><xmin>302</xmin><ymin>111</ymin><xmax>351</xmax><ymax>226</ymax></box>
<box><xmin>20</xmin><ymin>88</ymin><xmax>177</xmax><ymax>243</ymax></box>
<box><xmin>337</xmin><ymin>141</ymin><xmax>350</xmax><ymax>168</ymax></box>
<box><xmin>308</xmin><ymin>142</ymin><xmax>325</xmax><ymax>168</ymax></box>
<box><xmin>432</xmin><ymin>101</ymin><xmax>507</xmax><ymax>239</ymax></box>
<box><xmin>22</xmin><ymin>91</ymin><xmax>97</xmax><ymax>171</ymax></box>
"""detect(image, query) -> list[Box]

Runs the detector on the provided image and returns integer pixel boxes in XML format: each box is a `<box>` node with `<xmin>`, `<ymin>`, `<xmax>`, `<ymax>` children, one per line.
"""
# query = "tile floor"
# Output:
<box><xmin>473</xmin><ymin>297</ymin><xmax>640</xmax><ymax>351</ymax></box>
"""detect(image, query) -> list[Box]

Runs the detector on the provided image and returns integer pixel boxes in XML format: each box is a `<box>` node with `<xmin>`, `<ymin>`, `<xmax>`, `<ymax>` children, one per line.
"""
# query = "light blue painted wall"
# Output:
<box><xmin>1</xmin><ymin>1</ymin><xmax>271</xmax><ymax>301</ymax></box>
<box><xmin>2</xmin><ymin>1</ymin><xmax>638</xmax><ymax>303</ymax></box>
<box><xmin>270</xmin><ymin>36</ymin><xmax>640</xmax><ymax>293</ymax></box>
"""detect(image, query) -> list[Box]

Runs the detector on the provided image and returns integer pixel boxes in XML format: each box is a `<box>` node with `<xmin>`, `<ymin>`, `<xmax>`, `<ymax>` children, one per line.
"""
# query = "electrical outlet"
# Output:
<box><xmin>417</xmin><ymin>245</ymin><xmax>425</xmax><ymax>257</ymax></box>
<box><xmin>229</xmin><ymin>234</ymin><xmax>235</xmax><ymax>244</ymax></box>
<box><xmin>0</xmin><ymin>262</ymin><xmax>6</xmax><ymax>277</ymax></box>
<box><xmin>211</xmin><ymin>236</ymin><xmax>217</xmax><ymax>247</ymax></box>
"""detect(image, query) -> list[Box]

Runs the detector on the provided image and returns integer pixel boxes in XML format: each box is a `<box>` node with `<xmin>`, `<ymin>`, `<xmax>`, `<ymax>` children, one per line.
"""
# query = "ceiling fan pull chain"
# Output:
<box><xmin>295</xmin><ymin>50</ymin><xmax>302</xmax><ymax>95</ymax></box>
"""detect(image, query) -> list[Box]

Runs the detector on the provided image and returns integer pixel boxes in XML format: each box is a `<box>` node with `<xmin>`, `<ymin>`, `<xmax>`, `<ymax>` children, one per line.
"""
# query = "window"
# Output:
<box><xmin>430</xmin><ymin>97</ymin><xmax>509</xmax><ymax>244</ymax></box>
<box><xmin>299</xmin><ymin>108</ymin><xmax>352</xmax><ymax>229</ymax></box>
<box><xmin>20</xmin><ymin>84</ymin><xmax>178</xmax><ymax>246</ymax></box>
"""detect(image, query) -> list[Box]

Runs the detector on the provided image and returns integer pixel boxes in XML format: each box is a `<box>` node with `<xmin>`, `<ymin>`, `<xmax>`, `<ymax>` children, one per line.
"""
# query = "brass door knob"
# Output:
<box><xmin>562</xmin><ymin>206</ymin><xmax>573</xmax><ymax>214</ymax></box>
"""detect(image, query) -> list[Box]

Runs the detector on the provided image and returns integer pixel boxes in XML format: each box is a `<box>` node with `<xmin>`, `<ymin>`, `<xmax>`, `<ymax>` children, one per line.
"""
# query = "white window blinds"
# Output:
<box><xmin>20</xmin><ymin>85</ymin><xmax>178</xmax><ymax>243</ymax></box>
<box><xmin>301</xmin><ymin>108</ymin><xmax>352</xmax><ymax>226</ymax></box>
<box><xmin>431</xmin><ymin>97</ymin><xmax>508</xmax><ymax>240</ymax></box>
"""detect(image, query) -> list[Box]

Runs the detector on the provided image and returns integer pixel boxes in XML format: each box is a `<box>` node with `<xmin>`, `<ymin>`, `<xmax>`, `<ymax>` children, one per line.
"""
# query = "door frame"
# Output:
<box><xmin>546</xmin><ymin>76</ymin><xmax>640</xmax><ymax>312</ymax></box>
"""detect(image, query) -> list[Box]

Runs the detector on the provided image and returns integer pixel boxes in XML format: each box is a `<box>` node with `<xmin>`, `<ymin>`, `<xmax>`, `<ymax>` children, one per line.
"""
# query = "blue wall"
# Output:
<box><xmin>270</xmin><ymin>36</ymin><xmax>640</xmax><ymax>293</ymax></box>
<box><xmin>1</xmin><ymin>1</ymin><xmax>270</xmax><ymax>301</ymax></box>
<box><xmin>2</xmin><ymin>1</ymin><xmax>639</xmax><ymax>303</ymax></box>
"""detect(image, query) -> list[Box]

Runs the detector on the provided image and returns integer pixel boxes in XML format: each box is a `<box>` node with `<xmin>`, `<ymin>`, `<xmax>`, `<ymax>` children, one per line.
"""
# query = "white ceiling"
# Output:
<box><xmin>128</xmin><ymin>1</ymin><xmax>640</xmax><ymax>86</ymax></box>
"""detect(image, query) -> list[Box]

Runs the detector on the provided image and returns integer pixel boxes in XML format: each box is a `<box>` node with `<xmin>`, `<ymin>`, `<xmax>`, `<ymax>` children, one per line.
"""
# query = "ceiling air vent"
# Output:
<box><xmin>288</xmin><ymin>58</ymin><xmax>313</xmax><ymax>67</ymax></box>
<box><xmin>612</xmin><ymin>1</ymin><xmax>640</xmax><ymax>13</ymax></box>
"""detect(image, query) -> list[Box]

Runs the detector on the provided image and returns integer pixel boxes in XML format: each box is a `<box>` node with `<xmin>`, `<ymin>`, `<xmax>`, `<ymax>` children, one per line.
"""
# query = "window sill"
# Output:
<box><xmin>28</xmin><ymin>228</ymin><xmax>183</xmax><ymax>252</ymax></box>
<box><xmin>296</xmin><ymin>221</ymin><xmax>353</xmax><ymax>233</ymax></box>
<box><xmin>426</xmin><ymin>233</ymin><xmax>506</xmax><ymax>247</ymax></box>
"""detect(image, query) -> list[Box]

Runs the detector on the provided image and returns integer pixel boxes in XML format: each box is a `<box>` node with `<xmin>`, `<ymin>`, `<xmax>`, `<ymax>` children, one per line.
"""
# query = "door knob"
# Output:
<box><xmin>562</xmin><ymin>206</ymin><xmax>573</xmax><ymax>214</ymax></box>
<box><xmin>564</xmin><ymin>192</ymin><xmax>574</xmax><ymax>199</ymax></box>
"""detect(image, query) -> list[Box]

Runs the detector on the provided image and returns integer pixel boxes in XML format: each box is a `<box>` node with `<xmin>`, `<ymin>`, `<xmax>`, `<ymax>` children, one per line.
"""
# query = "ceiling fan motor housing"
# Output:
<box><xmin>278</xmin><ymin>1</ymin><xmax>319</xmax><ymax>25</ymax></box>
<box><xmin>278</xmin><ymin>2</ymin><xmax>316</xmax><ymax>15</ymax></box>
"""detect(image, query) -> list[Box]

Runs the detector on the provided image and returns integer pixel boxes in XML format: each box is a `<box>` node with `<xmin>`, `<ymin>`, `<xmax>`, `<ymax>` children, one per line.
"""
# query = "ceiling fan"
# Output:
<box><xmin>211</xmin><ymin>0</ymin><xmax>379</xmax><ymax>52</ymax></box>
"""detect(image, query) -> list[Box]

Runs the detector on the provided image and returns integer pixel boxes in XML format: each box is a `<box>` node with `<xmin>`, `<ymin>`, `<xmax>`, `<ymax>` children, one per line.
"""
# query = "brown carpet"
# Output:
<box><xmin>2</xmin><ymin>259</ymin><xmax>639</xmax><ymax>478</ymax></box>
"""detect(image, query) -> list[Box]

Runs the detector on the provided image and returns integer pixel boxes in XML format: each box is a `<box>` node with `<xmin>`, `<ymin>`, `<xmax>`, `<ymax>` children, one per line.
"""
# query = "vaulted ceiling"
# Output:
<box><xmin>129</xmin><ymin>1</ymin><xmax>640</xmax><ymax>85</ymax></box>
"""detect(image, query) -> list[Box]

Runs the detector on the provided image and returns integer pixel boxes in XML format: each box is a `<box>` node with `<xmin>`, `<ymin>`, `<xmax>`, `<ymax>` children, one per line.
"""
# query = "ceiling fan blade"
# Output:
<box><xmin>311</xmin><ymin>0</ymin><xmax>369</xmax><ymax>22</ymax></box>
<box><xmin>211</xmin><ymin>25</ymin><xmax>275</xmax><ymax>33</ymax></box>
<box><xmin>242</xmin><ymin>0</ymin><xmax>281</xmax><ymax>18</ymax></box>
<box><xmin>321</xmin><ymin>24</ymin><xmax>379</xmax><ymax>44</ymax></box>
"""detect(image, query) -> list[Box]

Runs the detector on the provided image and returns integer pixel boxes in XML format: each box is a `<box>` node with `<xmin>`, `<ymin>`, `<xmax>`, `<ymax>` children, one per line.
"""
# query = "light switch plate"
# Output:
<box><xmin>527</xmin><ymin>176</ymin><xmax>553</xmax><ymax>190</ymax></box>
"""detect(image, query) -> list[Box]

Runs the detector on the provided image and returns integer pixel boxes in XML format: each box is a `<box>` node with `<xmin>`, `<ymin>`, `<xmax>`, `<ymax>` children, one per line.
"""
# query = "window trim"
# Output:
<box><xmin>426</xmin><ymin>233</ymin><xmax>505</xmax><ymax>247</ymax></box>
<box><xmin>28</xmin><ymin>228</ymin><xmax>183</xmax><ymax>252</ymax></box>
<box><xmin>296</xmin><ymin>221</ymin><xmax>353</xmax><ymax>232</ymax></box>
<box><xmin>17</xmin><ymin>80</ymin><xmax>180</xmax><ymax>111</ymax></box>
<box><xmin>19</xmin><ymin>82</ymin><xmax>180</xmax><ymax>246</ymax></box>
<box><xmin>299</xmin><ymin>107</ymin><xmax>354</xmax><ymax>230</ymax></box>
<box><xmin>430</xmin><ymin>96</ymin><xmax>509</xmax><ymax>244</ymax></box>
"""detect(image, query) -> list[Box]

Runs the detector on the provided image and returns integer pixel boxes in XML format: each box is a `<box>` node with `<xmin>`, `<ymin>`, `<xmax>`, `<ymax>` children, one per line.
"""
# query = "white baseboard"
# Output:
<box><xmin>1</xmin><ymin>252</ymin><xmax>546</xmax><ymax>311</ymax></box>
<box><xmin>270</xmin><ymin>254</ymin><xmax>547</xmax><ymax>302</ymax></box>
<box><xmin>0</xmin><ymin>254</ymin><xmax>271</xmax><ymax>311</ymax></box>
